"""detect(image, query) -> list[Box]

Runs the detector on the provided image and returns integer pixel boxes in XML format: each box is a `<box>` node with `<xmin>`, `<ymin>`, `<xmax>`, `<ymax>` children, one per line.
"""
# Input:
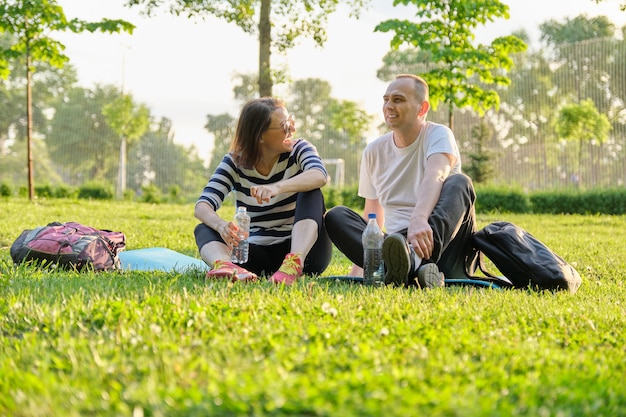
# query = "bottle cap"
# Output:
<box><xmin>368</xmin><ymin>213</ymin><xmax>376</xmax><ymax>219</ymax></box>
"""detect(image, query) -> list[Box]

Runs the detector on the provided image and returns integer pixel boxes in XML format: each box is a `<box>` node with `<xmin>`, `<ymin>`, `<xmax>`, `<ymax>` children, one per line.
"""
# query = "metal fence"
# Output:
<box><xmin>434</xmin><ymin>36</ymin><xmax>626</xmax><ymax>190</ymax></box>
<box><xmin>2</xmin><ymin>37</ymin><xmax>625</xmax><ymax>195</ymax></box>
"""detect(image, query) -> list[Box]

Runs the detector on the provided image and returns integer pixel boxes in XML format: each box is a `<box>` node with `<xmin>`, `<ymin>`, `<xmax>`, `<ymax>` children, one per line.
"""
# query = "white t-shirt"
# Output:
<box><xmin>358</xmin><ymin>121</ymin><xmax>461</xmax><ymax>234</ymax></box>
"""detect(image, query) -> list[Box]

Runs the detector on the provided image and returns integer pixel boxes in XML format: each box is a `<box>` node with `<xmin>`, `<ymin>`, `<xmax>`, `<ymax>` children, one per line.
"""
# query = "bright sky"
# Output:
<box><xmin>54</xmin><ymin>0</ymin><xmax>626</xmax><ymax>162</ymax></box>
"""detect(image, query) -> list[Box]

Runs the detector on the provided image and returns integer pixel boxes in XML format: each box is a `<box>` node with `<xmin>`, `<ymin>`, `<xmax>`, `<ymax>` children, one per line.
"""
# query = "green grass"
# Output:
<box><xmin>1</xmin><ymin>199</ymin><xmax>625</xmax><ymax>416</ymax></box>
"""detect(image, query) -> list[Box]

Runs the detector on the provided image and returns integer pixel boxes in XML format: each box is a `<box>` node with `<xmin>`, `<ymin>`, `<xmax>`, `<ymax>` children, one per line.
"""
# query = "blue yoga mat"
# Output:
<box><xmin>118</xmin><ymin>247</ymin><xmax>209</xmax><ymax>272</ymax></box>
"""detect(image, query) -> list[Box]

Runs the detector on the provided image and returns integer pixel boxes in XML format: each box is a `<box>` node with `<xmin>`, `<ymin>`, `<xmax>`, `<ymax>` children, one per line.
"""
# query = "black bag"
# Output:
<box><xmin>11</xmin><ymin>221</ymin><xmax>126</xmax><ymax>271</ymax></box>
<box><xmin>467</xmin><ymin>221</ymin><xmax>582</xmax><ymax>293</ymax></box>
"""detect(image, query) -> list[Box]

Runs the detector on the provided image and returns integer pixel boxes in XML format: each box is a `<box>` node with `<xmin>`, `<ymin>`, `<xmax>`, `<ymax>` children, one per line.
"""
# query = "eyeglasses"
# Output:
<box><xmin>267</xmin><ymin>114</ymin><xmax>295</xmax><ymax>135</ymax></box>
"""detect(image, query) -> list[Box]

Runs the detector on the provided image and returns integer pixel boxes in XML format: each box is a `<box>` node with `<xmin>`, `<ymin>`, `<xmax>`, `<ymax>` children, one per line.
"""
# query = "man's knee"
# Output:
<box><xmin>323</xmin><ymin>205</ymin><xmax>351</xmax><ymax>230</ymax></box>
<box><xmin>444</xmin><ymin>173</ymin><xmax>476</xmax><ymax>203</ymax></box>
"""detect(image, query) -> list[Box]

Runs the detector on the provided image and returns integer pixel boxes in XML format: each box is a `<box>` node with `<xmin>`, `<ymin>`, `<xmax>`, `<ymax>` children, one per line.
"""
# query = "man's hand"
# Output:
<box><xmin>407</xmin><ymin>217</ymin><xmax>433</xmax><ymax>260</ymax></box>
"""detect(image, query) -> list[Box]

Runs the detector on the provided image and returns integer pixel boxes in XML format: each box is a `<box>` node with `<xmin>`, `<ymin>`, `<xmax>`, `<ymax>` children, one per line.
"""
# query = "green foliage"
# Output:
<box><xmin>43</xmin><ymin>85</ymin><xmax>207</xmax><ymax>200</ymax></box>
<box><xmin>0</xmin><ymin>200</ymin><xmax>625</xmax><ymax>416</ymax></box>
<box><xmin>464</xmin><ymin>119</ymin><xmax>496</xmax><ymax>184</ymax></box>
<box><xmin>101</xmin><ymin>94</ymin><xmax>150</xmax><ymax>145</ymax></box>
<box><xmin>122</xmin><ymin>188</ymin><xmax>136</xmax><ymax>201</ymax></box>
<box><xmin>128</xmin><ymin>117</ymin><xmax>208</xmax><ymax>199</ymax></box>
<box><xmin>556</xmin><ymin>99</ymin><xmax>611</xmax><ymax>144</ymax></box>
<box><xmin>288</xmin><ymin>78</ymin><xmax>371</xmax><ymax>185</ymax></box>
<box><xmin>473</xmin><ymin>186</ymin><xmax>626</xmax><ymax>215</ymax></box>
<box><xmin>530</xmin><ymin>188</ymin><xmax>626</xmax><ymax>215</ymax></box>
<box><xmin>140</xmin><ymin>184</ymin><xmax>162</xmax><ymax>204</ymax></box>
<box><xmin>556</xmin><ymin>99</ymin><xmax>612</xmax><ymax>178</ymax></box>
<box><xmin>34</xmin><ymin>184</ymin><xmax>54</xmax><ymax>198</ymax></box>
<box><xmin>125</xmin><ymin>0</ymin><xmax>366</xmax><ymax>51</ymax></box>
<box><xmin>329</xmin><ymin>184</ymin><xmax>626</xmax><ymax>216</ymax></box>
<box><xmin>47</xmin><ymin>85</ymin><xmax>122</xmax><ymax>183</ymax></box>
<box><xmin>204</xmin><ymin>112</ymin><xmax>236</xmax><ymax>176</ymax></box>
<box><xmin>323</xmin><ymin>184</ymin><xmax>364</xmax><ymax>209</ymax></box>
<box><xmin>375</xmin><ymin>0</ymin><xmax>527</xmax><ymax>127</ymax></box>
<box><xmin>0</xmin><ymin>0</ymin><xmax>134</xmax><ymax>78</ymax></box>
<box><xmin>125</xmin><ymin>0</ymin><xmax>369</xmax><ymax>96</ymax></box>
<box><xmin>77</xmin><ymin>181</ymin><xmax>114</xmax><ymax>200</ymax></box>
<box><xmin>52</xmin><ymin>184</ymin><xmax>75</xmax><ymax>199</ymax></box>
<box><xmin>168</xmin><ymin>185</ymin><xmax>182</xmax><ymax>203</ymax></box>
<box><xmin>540</xmin><ymin>15</ymin><xmax>615</xmax><ymax>46</ymax></box>
<box><xmin>475</xmin><ymin>185</ymin><xmax>531</xmax><ymax>213</ymax></box>
<box><xmin>0</xmin><ymin>182</ymin><xmax>11</xmax><ymax>197</ymax></box>
<box><xmin>340</xmin><ymin>184</ymin><xmax>365</xmax><ymax>209</ymax></box>
<box><xmin>102</xmin><ymin>93</ymin><xmax>150</xmax><ymax>198</ymax></box>
<box><xmin>205</xmin><ymin>77</ymin><xmax>372</xmax><ymax>187</ymax></box>
<box><xmin>322</xmin><ymin>186</ymin><xmax>341</xmax><ymax>208</ymax></box>
<box><xmin>0</xmin><ymin>0</ymin><xmax>134</xmax><ymax>199</ymax></box>
<box><xmin>34</xmin><ymin>183</ymin><xmax>79</xmax><ymax>199</ymax></box>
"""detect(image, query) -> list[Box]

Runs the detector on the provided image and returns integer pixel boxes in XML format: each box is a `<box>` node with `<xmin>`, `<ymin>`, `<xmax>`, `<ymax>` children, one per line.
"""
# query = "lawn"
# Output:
<box><xmin>1</xmin><ymin>199</ymin><xmax>625</xmax><ymax>416</ymax></box>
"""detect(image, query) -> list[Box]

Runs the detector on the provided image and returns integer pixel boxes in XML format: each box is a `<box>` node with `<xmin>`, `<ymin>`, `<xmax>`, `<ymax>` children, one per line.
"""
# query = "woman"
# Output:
<box><xmin>194</xmin><ymin>97</ymin><xmax>332</xmax><ymax>285</ymax></box>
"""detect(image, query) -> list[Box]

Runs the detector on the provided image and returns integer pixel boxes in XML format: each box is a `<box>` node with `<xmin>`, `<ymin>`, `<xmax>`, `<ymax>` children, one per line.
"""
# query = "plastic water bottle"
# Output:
<box><xmin>231</xmin><ymin>206</ymin><xmax>250</xmax><ymax>264</ymax></box>
<box><xmin>362</xmin><ymin>213</ymin><xmax>384</xmax><ymax>286</ymax></box>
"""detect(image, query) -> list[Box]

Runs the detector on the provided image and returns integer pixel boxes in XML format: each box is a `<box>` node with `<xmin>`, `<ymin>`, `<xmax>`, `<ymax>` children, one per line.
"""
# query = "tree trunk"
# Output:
<box><xmin>258</xmin><ymin>0</ymin><xmax>272</xmax><ymax>97</ymax></box>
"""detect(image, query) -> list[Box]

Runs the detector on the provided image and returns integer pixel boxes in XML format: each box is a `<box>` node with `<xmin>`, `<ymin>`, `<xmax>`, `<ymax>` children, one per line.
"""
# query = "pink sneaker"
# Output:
<box><xmin>206</xmin><ymin>260</ymin><xmax>258</xmax><ymax>282</ymax></box>
<box><xmin>270</xmin><ymin>253</ymin><xmax>303</xmax><ymax>285</ymax></box>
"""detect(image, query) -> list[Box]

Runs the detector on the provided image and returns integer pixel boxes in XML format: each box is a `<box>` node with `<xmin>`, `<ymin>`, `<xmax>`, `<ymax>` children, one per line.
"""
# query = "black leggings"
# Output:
<box><xmin>194</xmin><ymin>188</ymin><xmax>332</xmax><ymax>277</ymax></box>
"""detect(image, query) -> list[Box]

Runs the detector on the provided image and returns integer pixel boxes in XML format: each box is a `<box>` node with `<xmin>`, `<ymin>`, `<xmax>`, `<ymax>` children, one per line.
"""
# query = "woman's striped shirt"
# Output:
<box><xmin>196</xmin><ymin>139</ymin><xmax>327</xmax><ymax>245</ymax></box>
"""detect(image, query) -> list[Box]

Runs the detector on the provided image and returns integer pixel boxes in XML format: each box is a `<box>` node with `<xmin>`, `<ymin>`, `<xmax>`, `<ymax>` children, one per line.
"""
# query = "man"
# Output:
<box><xmin>324</xmin><ymin>74</ymin><xmax>477</xmax><ymax>287</ymax></box>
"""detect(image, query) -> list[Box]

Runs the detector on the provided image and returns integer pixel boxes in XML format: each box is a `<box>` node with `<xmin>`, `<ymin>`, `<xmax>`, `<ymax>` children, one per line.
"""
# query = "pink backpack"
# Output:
<box><xmin>11</xmin><ymin>222</ymin><xmax>126</xmax><ymax>271</ymax></box>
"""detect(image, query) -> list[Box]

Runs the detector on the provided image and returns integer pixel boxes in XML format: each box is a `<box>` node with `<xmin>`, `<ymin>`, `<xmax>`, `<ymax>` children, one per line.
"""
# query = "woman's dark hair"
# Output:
<box><xmin>230</xmin><ymin>97</ymin><xmax>284</xmax><ymax>169</ymax></box>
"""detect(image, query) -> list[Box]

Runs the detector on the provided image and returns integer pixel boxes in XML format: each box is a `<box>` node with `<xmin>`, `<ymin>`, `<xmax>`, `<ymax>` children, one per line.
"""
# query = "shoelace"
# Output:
<box><xmin>211</xmin><ymin>260</ymin><xmax>236</xmax><ymax>275</ymax></box>
<box><xmin>212</xmin><ymin>260</ymin><xmax>229</xmax><ymax>270</ymax></box>
<box><xmin>278</xmin><ymin>254</ymin><xmax>301</xmax><ymax>275</ymax></box>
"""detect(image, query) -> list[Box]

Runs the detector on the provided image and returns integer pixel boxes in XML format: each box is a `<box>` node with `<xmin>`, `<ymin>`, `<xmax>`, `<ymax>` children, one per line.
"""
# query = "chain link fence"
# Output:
<box><xmin>2</xmin><ymin>37</ymin><xmax>625</xmax><ymax>195</ymax></box>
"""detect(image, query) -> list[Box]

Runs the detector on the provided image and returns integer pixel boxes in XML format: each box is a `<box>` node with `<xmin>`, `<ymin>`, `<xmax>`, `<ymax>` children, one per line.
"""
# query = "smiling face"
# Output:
<box><xmin>262</xmin><ymin>107</ymin><xmax>296</xmax><ymax>153</ymax></box>
<box><xmin>382</xmin><ymin>77</ymin><xmax>429</xmax><ymax>131</ymax></box>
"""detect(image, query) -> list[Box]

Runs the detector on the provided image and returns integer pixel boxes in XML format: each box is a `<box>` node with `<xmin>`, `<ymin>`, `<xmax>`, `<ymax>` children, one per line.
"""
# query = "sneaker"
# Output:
<box><xmin>206</xmin><ymin>260</ymin><xmax>258</xmax><ymax>282</ymax></box>
<box><xmin>382</xmin><ymin>233</ymin><xmax>416</xmax><ymax>287</ymax></box>
<box><xmin>270</xmin><ymin>253</ymin><xmax>303</xmax><ymax>285</ymax></box>
<box><xmin>415</xmin><ymin>262</ymin><xmax>445</xmax><ymax>289</ymax></box>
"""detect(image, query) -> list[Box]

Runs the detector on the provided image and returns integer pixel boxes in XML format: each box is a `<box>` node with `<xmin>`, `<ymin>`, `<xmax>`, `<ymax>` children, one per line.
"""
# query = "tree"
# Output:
<box><xmin>540</xmin><ymin>15</ymin><xmax>616</xmax><ymax>110</ymax></box>
<box><xmin>47</xmin><ymin>85</ymin><xmax>122</xmax><ymax>184</ymax></box>
<box><xmin>540</xmin><ymin>14</ymin><xmax>615</xmax><ymax>45</ymax></box>
<box><xmin>491</xmin><ymin>29</ymin><xmax>562</xmax><ymax>188</ymax></box>
<box><xmin>324</xmin><ymin>99</ymin><xmax>372</xmax><ymax>186</ymax></box>
<box><xmin>464</xmin><ymin>118</ymin><xmax>496</xmax><ymax>184</ymax></box>
<box><xmin>0</xmin><ymin>0</ymin><xmax>134</xmax><ymax>200</ymax></box>
<box><xmin>232</xmin><ymin>72</ymin><xmax>261</xmax><ymax>103</ymax></box>
<box><xmin>102</xmin><ymin>93</ymin><xmax>150</xmax><ymax>198</ymax></box>
<box><xmin>124</xmin><ymin>0</ymin><xmax>369</xmax><ymax>97</ymax></box>
<box><xmin>540</xmin><ymin>14</ymin><xmax>621</xmax><ymax>187</ymax></box>
<box><xmin>1</xmin><ymin>32</ymin><xmax>79</xmax><ymax>189</ymax></box>
<box><xmin>204</xmin><ymin>76</ymin><xmax>371</xmax><ymax>186</ymax></box>
<box><xmin>556</xmin><ymin>98</ymin><xmax>611</xmax><ymax>185</ymax></box>
<box><xmin>374</xmin><ymin>0</ymin><xmax>527</xmax><ymax>130</ymax></box>
<box><xmin>376</xmin><ymin>48</ymin><xmax>433</xmax><ymax>82</ymax></box>
<box><xmin>127</xmin><ymin>117</ymin><xmax>206</xmax><ymax>198</ymax></box>
<box><xmin>287</xmin><ymin>78</ymin><xmax>371</xmax><ymax>185</ymax></box>
<box><xmin>205</xmin><ymin>113</ymin><xmax>236</xmax><ymax>176</ymax></box>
